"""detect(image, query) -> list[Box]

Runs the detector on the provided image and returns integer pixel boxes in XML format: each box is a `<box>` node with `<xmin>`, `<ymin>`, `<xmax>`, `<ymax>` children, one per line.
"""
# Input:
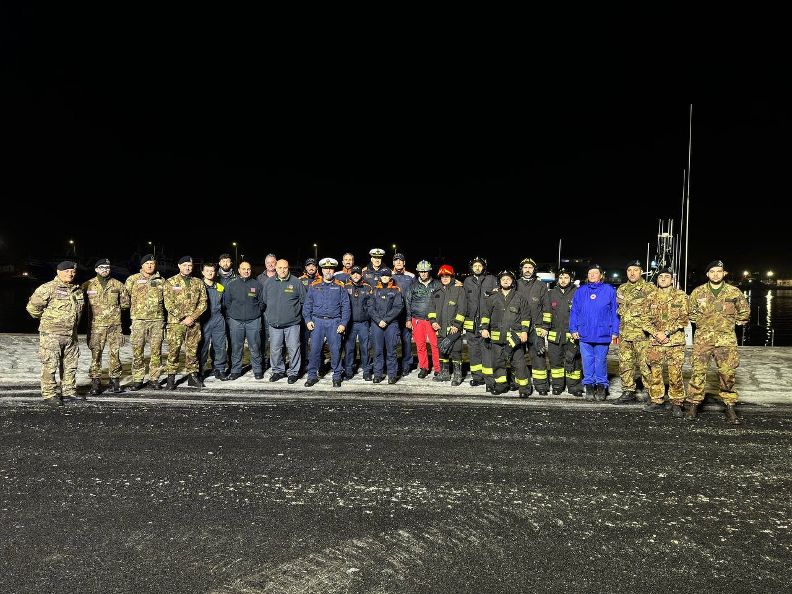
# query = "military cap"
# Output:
<box><xmin>178</xmin><ymin>256</ymin><xmax>193</xmax><ymax>265</ymax></box>
<box><xmin>319</xmin><ymin>257</ymin><xmax>338</xmax><ymax>268</ymax></box>
<box><xmin>369</xmin><ymin>248</ymin><xmax>386</xmax><ymax>258</ymax></box>
<box><xmin>57</xmin><ymin>260</ymin><xmax>77</xmax><ymax>271</ymax></box>
<box><xmin>140</xmin><ymin>254</ymin><xmax>155</xmax><ymax>265</ymax></box>
<box><xmin>379</xmin><ymin>267</ymin><xmax>393</xmax><ymax>277</ymax></box>
<box><xmin>393</xmin><ymin>253</ymin><xmax>406</xmax><ymax>261</ymax></box>
<box><xmin>350</xmin><ymin>265</ymin><xmax>362</xmax><ymax>274</ymax></box>
<box><xmin>588</xmin><ymin>264</ymin><xmax>604</xmax><ymax>273</ymax></box>
<box><xmin>304</xmin><ymin>258</ymin><xmax>317</xmax><ymax>267</ymax></box>
<box><xmin>626</xmin><ymin>259</ymin><xmax>643</xmax><ymax>269</ymax></box>
<box><xmin>657</xmin><ymin>267</ymin><xmax>673</xmax><ymax>276</ymax></box>
<box><xmin>520</xmin><ymin>257</ymin><xmax>537</xmax><ymax>268</ymax></box>
<box><xmin>95</xmin><ymin>258</ymin><xmax>111</xmax><ymax>268</ymax></box>
<box><xmin>706</xmin><ymin>260</ymin><xmax>725</xmax><ymax>272</ymax></box>
<box><xmin>218</xmin><ymin>253</ymin><xmax>232</xmax><ymax>261</ymax></box>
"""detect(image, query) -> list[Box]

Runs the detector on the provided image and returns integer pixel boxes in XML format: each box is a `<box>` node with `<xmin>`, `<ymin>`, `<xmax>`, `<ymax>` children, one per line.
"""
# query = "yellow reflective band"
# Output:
<box><xmin>490</xmin><ymin>331</ymin><xmax>501</xmax><ymax>340</ymax></box>
<box><xmin>566</xmin><ymin>332</ymin><xmax>573</xmax><ymax>340</ymax></box>
<box><xmin>532</xmin><ymin>369</ymin><xmax>548</xmax><ymax>379</ymax></box>
<box><xmin>470</xmin><ymin>364</ymin><xmax>482</xmax><ymax>372</ymax></box>
<box><xmin>440</xmin><ymin>357</ymin><xmax>449</xmax><ymax>363</ymax></box>
<box><xmin>480</xmin><ymin>317</ymin><xmax>490</xmax><ymax>324</ymax></box>
<box><xmin>463</xmin><ymin>321</ymin><xmax>474</xmax><ymax>330</ymax></box>
<box><xmin>454</xmin><ymin>314</ymin><xmax>465</xmax><ymax>322</ymax></box>
<box><xmin>482</xmin><ymin>367</ymin><xmax>494</xmax><ymax>375</ymax></box>
<box><xmin>428</xmin><ymin>313</ymin><xmax>437</xmax><ymax>319</ymax></box>
<box><xmin>548</xmin><ymin>331</ymin><xmax>558</xmax><ymax>341</ymax></box>
<box><xmin>551</xmin><ymin>368</ymin><xmax>565</xmax><ymax>378</ymax></box>
<box><xmin>543</xmin><ymin>313</ymin><xmax>552</xmax><ymax>322</ymax></box>
<box><xmin>521</xmin><ymin>320</ymin><xmax>531</xmax><ymax>327</ymax></box>
<box><xmin>567</xmin><ymin>370</ymin><xmax>582</xmax><ymax>379</ymax></box>
<box><xmin>494</xmin><ymin>376</ymin><xmax>508</xmax><ymax>383</ymax></box>
<box><xmin>516</xmin><ymin>378</ymin><xmax>529</xmax><ymax>386</ymax></box>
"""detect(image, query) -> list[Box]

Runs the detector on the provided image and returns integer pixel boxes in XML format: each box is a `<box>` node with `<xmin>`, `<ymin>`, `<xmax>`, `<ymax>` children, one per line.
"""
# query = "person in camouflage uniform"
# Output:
<box><xmin>81</xmin><ymin>258</ymin><xmax>130</xmax><ymax>395</ymax></box>
<box><xmin>686</xmin><ymin>260</ymin><xmax>750</xmax><ymax>425</ymax></box>
<box><xmin>26</xmin><ymin>261</ymin><xmax>84</xmax><ymax>406</ymax></box>
<box><xmin>164</xmin><ymin>256</ymin><xmax>208</xmax><ymax>389</ymax></box>
<box><xmin>613</xmin><ymin>260</ymin><xmax>656</xmax><ymax>405</ymax></box>
<box><xmin>639</xmin><ymin>268</ymin><xmax>689</xmax><ymax>417</ymax></box>
<box><xmin>125</xmin><ymin>254</ymin><xmax>166</xmax><ymax>390</ymax></box>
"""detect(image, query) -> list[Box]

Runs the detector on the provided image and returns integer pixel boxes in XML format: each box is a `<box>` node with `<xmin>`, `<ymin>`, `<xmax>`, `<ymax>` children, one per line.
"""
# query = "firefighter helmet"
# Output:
<box><xmin>416</xmin><ymin>260</ymin><xmax>432</xmax><ymax>272</ymax></box>
<box><xmin>519</xmin><ymin>258</ymin><xmax>537</xmax><ymax>268</ymax></box>
<box><xmin>437</xmin><ymin>264</ymin><xmax>455</xmax><ymax>276</ymax></box>
<box><xmin>497</xmin><ymin>269</ymin><xmax>516</xmax><ymax>281</ymax></box>
<box><xmin>469</xmin><ymin>256</ymin><xmax>487</xmax><ymax>270</ymax></box>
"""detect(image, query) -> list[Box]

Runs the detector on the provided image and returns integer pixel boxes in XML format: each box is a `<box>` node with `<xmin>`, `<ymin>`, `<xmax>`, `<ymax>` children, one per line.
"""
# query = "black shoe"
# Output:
<box><xmin>166</xmin><ymin>374</ymin><xmax>176</xmax><ymax>390</ymax></box>
<box><xmin>418</xmin><ymin>369</ymin><xmax>429</xmax><ymax>379</ymax></box>
<box><xmin>227</xmin><ymin>373</ymin><xmax>240</xmax><ymax>381</ymax></box>
<box><xmin>213</xmin><ymin>369</ymin><xmax>228</xmax><ymax>381</ymax></box>
<box><xmin>188</xmin><ymin>373</ymin><xmax>205</xmax><ymax>387</ymax></box>
<box><xmin>44</xmin><ymin>397</ymin><xmax>63</xmax><ymax>408</ymax></box>
<box><xmin>254</xmin><ymin>373</ymin><xmax>264</xmax><ymax>380</ymax></box>
<box><xmin>552</xmin><ymin>387</ymin><xmax>563</xmax><ymax>395</ymax></box>
<box><xmin>344</xmin><ymin>371</ymin><xmax>354</xmax><ymax>380</ymax></box>
<box><xmin>363</xmin><ymin>373</ymin><xmax>372</xmax><ymax>381</ymax></box>
<box><xmin>387</xmin><ymin>377</ymin><xmax>397</xmax><ymax>384</ymax></box>
<box><xmin>671</xmin><ymin>404</ymin><xmax>685</xmax><ymax>418</ymax></box>
<box><xmin>129</xmin><ymin>381</ymin><xmax>145</xmax><ymax>391</ymax></box>
<box><xmin>469</xmin><ymin>378</ymin><xmax>485</xmax><ymax>387</ymax></box>
<box><xmin>570</xmin><ymin>389</ymin><xmax>584</xmax><ymax>397</ymax></box>
<box><xmin>401</xmin><ymin>368</ymin><xmax>412</xmax><ymax>377</ymax></box>
<box><xmin>643</xmin><ymin>402</ymin><xmax>665</xmax><ymax>412</ymax></box>
<box><xmin>89</xmin><ymin>378</ymin><xmax>102</xmax><ymax>395</ymax></box>
<box><xmin>109</xmin><ymin>378</ymin><xmax>124</xmax><ymax>393</ymax></box>
<box><xmin>537</xmin><ymin>389</ymin><xmax>548</xmax><ymax>396</ymax></box>
<box><xmin>613</xmin><ymin>391</ymin><xmax>637</xmax><ymax>405</ymax></box>
<box><xmin>270</xmin><ymin>372</ymin><xmax>286</xmax><ymax>382</ymax></box>
<box><xmin>595</xmin><ymin>385</ymin><xmax>607</xmax><ymax>401</ymax></box>
<box><xmin>304</xmin><ymin>377</ymin><xmax>319</xmax><ymax>387</ymax></box>
<box><xmin>287</xmin><ymin>375</ymin><xmax>298</xmax><ymax>384</ymax></box>
<box><xmin>332</xmin><ymin>379</ymin><xmax>342</xmax><ymax>387</ymax></box>
<box><xmin>373</xmin><ymin>375</ymin><xmax>384</xmax><ymax>384</ymax></box>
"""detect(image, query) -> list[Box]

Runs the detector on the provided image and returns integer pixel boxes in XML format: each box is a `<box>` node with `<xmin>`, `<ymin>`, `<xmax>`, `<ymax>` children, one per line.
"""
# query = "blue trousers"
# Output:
<box><xmin>344</xmin><ymin>321</ymin><xmax>371</xmax><ymax>375</ymax></box>
<box><xmin>228</xmin><ymin>317</ymin><xmax>263</xmax><ymax>375</ymax></box>
<box><xmin>307</xmin><ymin>318</ymin><xmax>344</xmax><ymax>381</ymax></box>
<box><xmin>399</xmin><ymin>324</ymin><xmax>413</xmax><ymax>371</ymax></box>
<box><xmin>580</xmin><ymin>341</ymin><xmax>610</xmax><ymax>387</ymax></box>
<box><xmin>199</xmin><ymin>315</ymin><xmax>228</xmax><ymax>373</ymax></box>
<box><xmin>371</xmin><ymin>322</ymin><xmax>400</xmax><ymax>379</ymax></box>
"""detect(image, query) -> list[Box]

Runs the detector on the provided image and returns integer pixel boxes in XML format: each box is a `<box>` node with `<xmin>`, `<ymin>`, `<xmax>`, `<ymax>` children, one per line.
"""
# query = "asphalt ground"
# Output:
<box><xmin>1</xmin><ymin>393</ymin><xmax>790</xmax><ymax>593</ymax></box>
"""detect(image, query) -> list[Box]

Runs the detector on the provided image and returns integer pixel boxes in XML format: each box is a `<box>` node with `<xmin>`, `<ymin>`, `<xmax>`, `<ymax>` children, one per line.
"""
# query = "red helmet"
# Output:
<box><xmin>437</xmin><ymin>264</ymin><xmax>455</xmax><ymax>276</ymax></box>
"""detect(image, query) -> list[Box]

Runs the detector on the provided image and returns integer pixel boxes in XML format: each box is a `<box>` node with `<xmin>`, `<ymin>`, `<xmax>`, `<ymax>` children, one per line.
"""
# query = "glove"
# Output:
<box><xmin>438</xmin><ymin>332</ymin><xmax>461</xmax><ymax>355</ymax></box>
<box><xmin>535</xmin><ymin>337</ymin><xmax>546</xmax><ymax>356</ymax></box>
<box><xmin>507</xmin><ymin>330</ymin><xmax>521</xmax><ymax>349</ymax></box>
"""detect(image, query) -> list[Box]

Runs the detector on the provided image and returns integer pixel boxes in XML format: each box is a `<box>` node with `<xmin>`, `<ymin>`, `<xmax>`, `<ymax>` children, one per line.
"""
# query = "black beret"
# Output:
<box><xmin>626</xmin><ymin>260</ymin><xmax>642</xmax><ymax>269</ymax></box>
<box><xmin>656</xmin><ymin>267</ymin><xmax>673</xmax><ymax>276</ymax></box>
<box><xmin>57</xmin><ymin>261</ymin><xmax>76</xmax><ymax>271</ymax></box>
<box><xmin>95</xmin><ymin>258</ymin><xmax>111</xmax><ymax>268</ymax></box>
<box><xmin>350</xmin><ymin>266</ymin><xmax>362</xmax><ymax>274</ymax></box>
<box><xmin>178</xmin><ymin>255</ymin><xmax>193</xmax><ymax>265</ymax></box>
<box><xmin>140</xmin><ymin>254</ymin><xmax>155</xmax><ymax>265</ymax></box>
<box><xmin>706</xmin><ymin>260</ymin><xmax>724</xmax><ymax>272</ymax></box>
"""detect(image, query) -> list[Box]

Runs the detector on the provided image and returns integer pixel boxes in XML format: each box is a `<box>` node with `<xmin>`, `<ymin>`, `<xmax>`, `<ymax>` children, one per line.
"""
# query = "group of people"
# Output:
<box><xmin>26</xmin><ymin>250</ymin><xmax>749</xmax><ymax>424</ymax></box>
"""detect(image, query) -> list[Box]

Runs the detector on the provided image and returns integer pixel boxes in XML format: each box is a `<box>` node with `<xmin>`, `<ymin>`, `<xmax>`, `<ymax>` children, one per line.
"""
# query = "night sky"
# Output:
<box><xmin>2</xmin><ymin>9</ymin><xmax>789</xmax><ymax>278</ymax></box>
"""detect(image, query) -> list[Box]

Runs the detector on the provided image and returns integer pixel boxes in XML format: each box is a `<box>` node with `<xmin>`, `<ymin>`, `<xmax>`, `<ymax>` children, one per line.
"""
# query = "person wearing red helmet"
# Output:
<box><xmin>429</xmin><ymin>264</ymin><xmax>467</xmax><ymax>386</ymax></box>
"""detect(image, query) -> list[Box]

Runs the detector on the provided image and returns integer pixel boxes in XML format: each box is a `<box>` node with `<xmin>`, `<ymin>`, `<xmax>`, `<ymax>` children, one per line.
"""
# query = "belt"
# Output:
<box><xmin>316</xmin><ymin>316</ymin><xmax>338</xmax><ymax>320</ymax></box>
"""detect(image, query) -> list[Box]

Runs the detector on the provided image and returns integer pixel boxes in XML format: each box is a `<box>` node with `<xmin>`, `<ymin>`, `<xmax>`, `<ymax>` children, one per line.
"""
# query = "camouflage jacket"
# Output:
<box><xmin>640</xmin><ymin>286</ymin><xmax>689</xmax><ymax>346</ymax></box>
<box><xmin>616</xmin><ymin>279</ymin><xmax>656</xmax><ymax>340</ymax></box>
<box><xmin>689</xmin><ymin>282</ymin><xmax>750</xmax><ymax>346</ymax></box>
<box><xmin>81</xmin><ymin>277</ymin><xmax>130</xmax><ymax>327</ymax></box>
<box><xmin>125</xmin><ymin>271</ymin><xmax>165</xmax><ymax>321</ymax></box>
<box><xmin>26</xmin><ymin>277</ymin><xmax>84</xmax><ymax>334</ymax></box>
<box><xmin>164</xmin><ymin>274</ymin><xmax>208</xmax><ymax>323</ymax></box>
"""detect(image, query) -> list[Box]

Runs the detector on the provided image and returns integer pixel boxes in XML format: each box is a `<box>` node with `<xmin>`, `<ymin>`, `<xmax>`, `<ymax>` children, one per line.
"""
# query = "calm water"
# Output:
<box><xmin>3</xmin><ymin>281</ymin><xmax>791</xmax><ymax>346</ymax></box>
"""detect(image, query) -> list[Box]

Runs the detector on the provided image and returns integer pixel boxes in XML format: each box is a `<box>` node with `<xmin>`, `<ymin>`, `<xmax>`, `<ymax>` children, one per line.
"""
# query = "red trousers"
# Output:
<box><xmin>412</xmin><ymin>318</ymin><xmax>440</xmax><ymax>372</ymax></box>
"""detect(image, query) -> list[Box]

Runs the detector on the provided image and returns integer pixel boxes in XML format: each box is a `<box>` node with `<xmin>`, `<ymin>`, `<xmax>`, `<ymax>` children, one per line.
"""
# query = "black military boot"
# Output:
<box><xmin>642</xmin><ymin>402</ymin><xmax>665</xmax><ymax>412</ymax></box>
<box><xmin>469</xmin><ymin>377</ymin><xmax>485</xmax><ymax>387</ymax></box>
<box><xmin>433</xmin><ymin>362</ymin><xmax>450</xmax><ymax>382</ymax></box>
<box><xmin>89</xmin><ymin>378</ymin><xmax>102</xmax><ymax>395</ymax></box>
<box><xmin>518</xmin><ymin>385</ymin><xmax>533</xmax><ymax>399</ymax></box>
<box><xmin>109</xmin><ymin>378</ymin><xmax>124</xmax><ymax>393</ymax></box>
<box><xmin>671</xmin><ymin>403</ymin><xmax>685</xmax><ymax>418</ymax></box>
<box><xmin>584</xmin><ymin>385</ymin><xmax>595</xmax><ymax>401</ymax></box>
<box><xmin>451</xmin><ymin>362</ymin><xmax>463</xmax><ymax>386</ymax></box>
<box><xmin>552</xmin><ymin>386</ymin><xmax>563</xmax><ymax>395</ymax></box>
<box><xmin>595</xmin><ymin>384</ymin><xmax>607</xmax><ymax>401</ymax></box>
<box><xmin>187</xmin><ymin>373</ymin><xmax>205</xmax><ymax>388</ymax></box>
<box><xmin>493</xmin><ymin>382</ymin><xmax>510</xmax><ymax>395</ymax></box>
<box><xmin>149</xmin><ymin>378</ymin><xmax>162</xmax><ymax>390</ymax></box>
<box><xmin>166</xmin><ymin>374</ymin><xmax>176</xmax><ymax>390</ymax></box>
<box><xmin>685</xmin><ymin>403</ymin><xmax>698</xmax><ymax>421</ymax></box>
<box><xmin>724</xmin><ymin>405</ymin><xmax>742</xmax><ymax>426</ymax></box>
<box><xmin>612</xmin><ymin>390</ymin><xmax>636</xmax><ymax>405</ymax></box>
<box><xmin>129</xmin><ymin>381</ymin><xmax>144</xmax><ymax>391</ymax></box>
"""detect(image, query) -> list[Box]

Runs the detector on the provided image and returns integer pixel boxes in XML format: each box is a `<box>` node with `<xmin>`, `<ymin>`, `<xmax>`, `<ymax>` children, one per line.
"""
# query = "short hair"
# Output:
<box><xmin>202</xmin><ymin>261</ymin><xmax>216</xmax><ymax>270</ymax></box>
<box><xmin>265</xmin><ymin>253</ymin><xmax>277</xmax><ymax>261</ymax></box>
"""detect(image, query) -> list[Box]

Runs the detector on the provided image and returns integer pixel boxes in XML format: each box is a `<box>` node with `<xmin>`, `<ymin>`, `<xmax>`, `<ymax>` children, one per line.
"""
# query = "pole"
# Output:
<box><xmin>645</xmin><ymin>242</ymin><xmax>650</xmax><ymax>275</ymax></box>
<box><xmin>684</xmin><ymin>104</ymin><xmax>692</xmax><ymax>293</ymax></box>
<box><xmin>557</xmin><ymin>238</ymin><xmax>562</xmax><ymax>270</ymax></box>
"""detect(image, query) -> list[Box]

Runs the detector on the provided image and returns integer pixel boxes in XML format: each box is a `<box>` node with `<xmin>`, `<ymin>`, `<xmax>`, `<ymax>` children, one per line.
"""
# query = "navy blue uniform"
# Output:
<box><xmin>344</xmin><ymin>279</ymin><xmax>373</xmax><ymax>378</ymax></box>
<box><xmin>303</xmin><ymin>278</ymin><xmax>351</xmax><ymax>381</ymax></box>
<box><xmin>367</xmin><ymin>281</ymin><xmax>404</xmax><ymax>380</ymax></box>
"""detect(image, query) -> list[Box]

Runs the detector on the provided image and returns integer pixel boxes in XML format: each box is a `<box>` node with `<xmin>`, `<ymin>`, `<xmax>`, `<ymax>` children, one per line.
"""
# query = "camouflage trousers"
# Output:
<box><xmin>646</xmin><ymin>344</ymin><xmax>686</xmax><ymax>405</ymax></box>
<box><xmin>687</xmin><ymin>343</ymin><xmax>739</xmax><ymax>405</ymax></box>
<box><xmin>618</xmin><ymin>338</ymin><xmax>650</xmax><ymax>392</ymax></box>
<box><xmin>165</xmin><ymin>323</ymin><xmax>202</xmax><ymax>374</ymax></box>
<box><xmin>131</xmin><ymin>319</ymin><xmax>164</xmax><ymax>382</ymax></box>
<box><xmin>38</xmin><ymin>331</ymin><xmax>79</xmax><ymax>398</ymax></box>
<box><xmin>88</xmin><ymin>324</ymin><xmax>123</xmax><ymax>379</ymax></box>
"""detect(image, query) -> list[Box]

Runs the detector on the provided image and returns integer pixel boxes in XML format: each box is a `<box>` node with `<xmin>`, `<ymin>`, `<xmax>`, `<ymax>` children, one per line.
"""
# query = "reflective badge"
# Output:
<box><xmin>86</xmin><ymin>290</ymin><xmax>97</xmax><ymax>296</ymax></box>
<box><xmin>590</xmin><ymin>294</ymin><xmax>597</xmax><ymax>300</ymax></box>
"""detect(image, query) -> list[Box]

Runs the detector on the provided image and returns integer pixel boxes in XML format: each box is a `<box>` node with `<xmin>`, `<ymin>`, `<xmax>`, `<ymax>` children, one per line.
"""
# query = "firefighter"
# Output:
<box><xmin>544</xmin><ymin>268</ymin><xmax>583</xmax><ymax>396</ymax></box>
<box><xmin>463</xmin><ymin>256</ymin><xmax>498</xmax><ymax>388</ymax></box>
<box><xmin>515</xmin><ymin>257</ymin><xmax>550</xmax><ymax>394</ymax></box>
<box><xmin>429</xmin><ymin>264</ymin><xmax>467</xmax><ymax>386</ymax></box>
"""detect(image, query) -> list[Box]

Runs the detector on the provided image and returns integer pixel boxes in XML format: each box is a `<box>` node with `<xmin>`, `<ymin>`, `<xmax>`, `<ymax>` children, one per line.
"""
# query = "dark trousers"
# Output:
<box><xmin>344</xmin><ymin>321</ymin><xmax>371</xmax><ymax>375</ymax></box>
<box><xmin>371</xmin><ymin>322</ymin><xmax>399</xmax><ymax>379</ymax></box>
<box><xmin>228</xmin><ymin>317</ymin><xmax>263</xmax><ymax>375</ymax></box>
<box><xmin>307</xmin><ymin>318</ymin><xmax>343</xmax><ymax>380</ymax></box>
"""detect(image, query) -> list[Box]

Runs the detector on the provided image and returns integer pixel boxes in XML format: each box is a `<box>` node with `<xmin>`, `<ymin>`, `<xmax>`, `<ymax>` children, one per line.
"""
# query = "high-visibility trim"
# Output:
<box><xmin>440</xmin><ymin>357</ymin><xmax>449</xmax><ymax>363</ymax></box>
<box><xmin>566</xmin><ymin>370</ymin><xmax>582</xmax><ymax>379</ymax></box>
<box><xmin>542</xmin><ymin>313</ymin><xmax>552</xmax><ymax>323</ymax></box>
<box><xmin>482</xmin><ymin>367</ymin><xmax>494</xmax><ymax>375</ymax></box>
<box><xmin>490</xmin><ymin>331</ymin><xmax>501</xmax><ymax>340</ymax></box>
<box><xmin>551</xmin><ymin>368</ymin><xmax>565</xmax><ymax>378</ymax></box>
<box><xmin>463</xmin><ymin>321</ymin><xmax>474</xmax><ymax>330</ymax></box>
<box><xmin>428</xmin><ymin>312</ymin><xmax>437</xmax><ymax>319</ymax></box>
<box><xmin>566</xmin><ymin>332</ymin><xmax>573</xmax><ymax>340</ymax></box>
<box><xmin>494</xmin><ymin>375</ymin><xmax>508</xmax><ymax>383</ymax></box>
<box><xmin>516</xmin><ymin>377</ymin><xmax>529</xmax><ymax>386</ymax></box>
<box><xmin>470</xmin><ymin>363</ymin><xmax>483</xmax><ymax>372</ymax></box>
<box><xmin>480</xmin><ymin>317</ymin><xmax>490</xmax><ymax>324</ymax></box>
<box><xmin>548</xmin><ymin>330</ymin><xmax>558</xmax><ymax>342</ymax></box>
<box><xmin>454</xmin><ymin>313</ymin><xmax>465</xmax><ymax>323</ymax></box>
<box><xmin>521</xmin><ymin>320</ymin><xmax>531</xmax><ymax>328</ymax></box>
<box><xmin>532</xmin><ymin>369</ymin><xmax>548</xmax><ymax>380</ymax></box>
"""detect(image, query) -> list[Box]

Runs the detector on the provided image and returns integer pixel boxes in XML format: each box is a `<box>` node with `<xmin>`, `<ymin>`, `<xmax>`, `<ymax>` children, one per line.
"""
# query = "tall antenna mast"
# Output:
<box><xmin>684</xmin><ymin>104</ymin><xmax>692</xmax><ymax>292</ymax></box>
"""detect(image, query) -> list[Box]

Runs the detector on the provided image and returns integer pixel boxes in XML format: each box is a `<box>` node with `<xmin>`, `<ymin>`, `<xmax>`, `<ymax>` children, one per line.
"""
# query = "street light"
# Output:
<box><xmin>232</xmin><ymin>242</ymin><xmax>238</xmax><ymax>262</ymax></box>
<box><xmin>392</xmin><ymin>243</ymin><xmax>397</xmax><ymax>255</ymax></box>
<box><xmin>148</xmin><ymin>241</ymin><xmax>156</xmax><ymax>258</ymax></box>
<box><xmin>68</xmin><ymin>239</ymin><xmax>76</xmax><ymax>257</ymax></box>
<box><xmin>313</xmin><ymin>243</ymin><xmax>318</xmax><ymax>260</ymax></box>
<box><xmin>767</xmin><ymin>270</ymin><xmax>774</xmax><ymax>278</ymax></box>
